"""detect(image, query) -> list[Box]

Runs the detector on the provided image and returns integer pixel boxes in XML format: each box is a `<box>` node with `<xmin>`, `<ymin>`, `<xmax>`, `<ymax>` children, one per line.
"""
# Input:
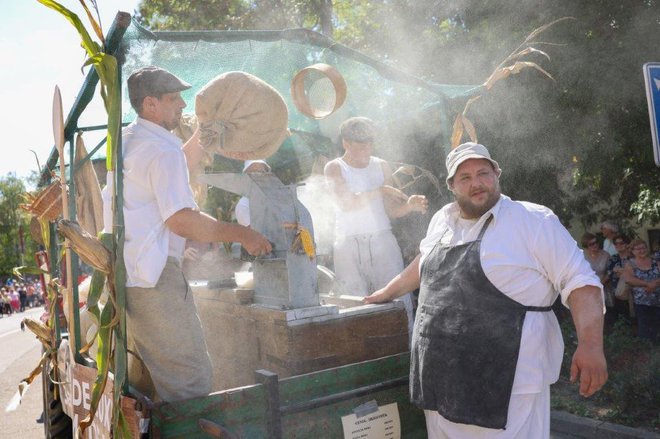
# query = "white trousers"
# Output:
<box><xmin>424</xmin><ymin>387</ymin><xmax>550</xmax><ymax>439</ymax></box>
<box><xmin>333</xmin><ymin>229</ymin><xmax>414</xmax><ymax>335</ymax></box>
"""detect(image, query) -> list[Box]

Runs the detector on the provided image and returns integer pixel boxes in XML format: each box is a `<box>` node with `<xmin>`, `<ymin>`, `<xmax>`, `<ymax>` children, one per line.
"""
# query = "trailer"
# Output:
<box><xmin>30</xmin><ymin>10</ymin><xmax>478</xmax><ymax>438</ymax></box>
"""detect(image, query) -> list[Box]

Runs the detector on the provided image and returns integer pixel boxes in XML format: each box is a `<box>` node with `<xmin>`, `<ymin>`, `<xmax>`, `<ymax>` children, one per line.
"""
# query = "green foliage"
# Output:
<box><xmin>0</xmin><ymin>175</ymin><xmax>37</xmax><ymax>277</ymax></box>
<box><xmin>137</xmin><ymin>0</ymin><xmax>334</xmax><ymax>34</ymax></box>
<box><xmin>38</xmin><ymin>0</ymin><xmax>120</xmax><ymax>171</ymax></box>
<box><xmin>136</xmin><ymin>0</ymin><xmax>660</xmax><ymax>227</ymax></box>
<box><xmin>556</xmin><ymin>317</ymin><xmax>660</xmax><ymax>431</ymax></box>
<box><xmin>631</xmin><ymin>185</ymin><xmax>660</xmax><ymax>224</ymax></box>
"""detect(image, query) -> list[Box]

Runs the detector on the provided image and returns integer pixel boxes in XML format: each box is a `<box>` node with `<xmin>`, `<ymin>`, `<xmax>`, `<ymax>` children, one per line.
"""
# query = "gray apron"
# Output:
<box><xmin>411</xmin><ymin>215</ymin><xmax>552</xmax><ymax>429</ymax></box>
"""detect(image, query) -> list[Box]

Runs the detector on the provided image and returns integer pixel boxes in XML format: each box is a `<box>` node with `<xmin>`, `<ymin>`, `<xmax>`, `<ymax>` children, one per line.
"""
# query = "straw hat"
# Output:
<box><xmin>195</xmin><ymin>71</ymin><xmax>289</xmax><ymax>160</ymax></box>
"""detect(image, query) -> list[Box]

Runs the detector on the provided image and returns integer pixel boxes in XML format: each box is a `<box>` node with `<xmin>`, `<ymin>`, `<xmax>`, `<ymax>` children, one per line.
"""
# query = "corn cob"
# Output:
<box><xmin>22</xmin><ymin>318</ymin><xmax>53</xmax><ymax>348</ymax></box>
<box><xmin>297</xmin><ymin>226</ymin><xmax>315</xmax><ymax>259</ymax></box>
<box><xmin>57</xmin><ymin>219</ymin><xmax>112</xmax><ymax>273</ymax></box>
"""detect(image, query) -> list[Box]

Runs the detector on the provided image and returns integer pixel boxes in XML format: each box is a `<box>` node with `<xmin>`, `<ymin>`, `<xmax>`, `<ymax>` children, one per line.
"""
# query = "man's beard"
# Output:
<box><xmin>454</xmin><ymin>184</ymin><xmax>501</xmax><ymax>219</ymax></box>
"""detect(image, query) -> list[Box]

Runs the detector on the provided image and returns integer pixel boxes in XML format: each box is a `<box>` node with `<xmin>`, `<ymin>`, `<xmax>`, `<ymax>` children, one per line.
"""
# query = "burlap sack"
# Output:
<box><xmin>195</xmin><ymin>71</ymin><xmax>289</xmax><ymax>160</ymax></box>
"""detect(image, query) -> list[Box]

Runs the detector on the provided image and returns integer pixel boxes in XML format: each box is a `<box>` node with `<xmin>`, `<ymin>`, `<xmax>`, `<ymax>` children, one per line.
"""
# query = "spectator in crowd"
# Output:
<box><xmin>601</xmin><ymin>222</ymin><xmax>618</xmax><ymax>256</ymax></box>
<box><xmin>582</xmin><ymin>232</ymin><xmax>610</xmax><ymax>286</ymax></box>
<box><xmin>17</xmin><ymin>283</ymin><xmax>27</xmax><ymax>312</ymax></box>
<box><xmin>26</xmin><ymin>283</ymin><xmax>36</xmax><ymax>308</ymax></box>
<box><xmin>0</xmin><ymin>288</ymin><xmax>12</xmax><ymax>316</ymax></box>
<box><xmin>605</xmin><ymin>234</ymin><xmax>632</xmax><ymax>327</ymax></box>
<box><xmin>9</xmin><ymin>287</ymin><xmax>19</xmax><ymax>313</ymax></box>
<box><xmin>623</xmin><ymin>238</ymin><xmax>660</xmax><ymax>343</ymax></box>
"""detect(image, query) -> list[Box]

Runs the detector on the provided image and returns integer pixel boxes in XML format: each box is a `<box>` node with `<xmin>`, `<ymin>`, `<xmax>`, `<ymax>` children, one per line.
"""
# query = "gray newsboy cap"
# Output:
<box><xmin>445</xmin><ymin>142</ymin><xmax>501</xmax><ymax>188</ymax></box>
<box><xmin>340</xmin><ymin>117</ymin><xmax>376</xmax><ymax>143</ymax></box>
<box><xmin>127</xmin><ymin>66</ymin><xmax>191</xmax><ymax>111</ymax></box>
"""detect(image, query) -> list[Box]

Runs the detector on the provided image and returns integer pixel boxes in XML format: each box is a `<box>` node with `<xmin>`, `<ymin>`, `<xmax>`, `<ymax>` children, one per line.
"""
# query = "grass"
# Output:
<box><xmin>550</xmin><ymin>315</ymin><xmax>660</xmax><ymax>434</ymax></box>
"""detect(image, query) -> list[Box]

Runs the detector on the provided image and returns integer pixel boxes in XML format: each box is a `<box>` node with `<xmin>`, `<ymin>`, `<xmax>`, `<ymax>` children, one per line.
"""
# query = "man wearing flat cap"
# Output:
<box><xmin>366</xmin><ymin>142</ymin><xmax>607</xmax><ymax>437</ymax></box>
<box><xmin>103</xmin><ymin>66</ymin><xmax>271</xmax><ymax>402</ymax></box>
<box><xmin>325</xmin><ymin>116</ymin><xmax>428</xmax><ymax>337</ymax></box>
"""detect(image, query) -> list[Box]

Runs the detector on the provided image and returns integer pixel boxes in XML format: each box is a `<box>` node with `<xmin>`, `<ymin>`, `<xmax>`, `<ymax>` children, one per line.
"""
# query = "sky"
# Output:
<box><xmin>0</xmin><ymin>0</ymin><xmax>140</xmax><ymax>183</ymax></box>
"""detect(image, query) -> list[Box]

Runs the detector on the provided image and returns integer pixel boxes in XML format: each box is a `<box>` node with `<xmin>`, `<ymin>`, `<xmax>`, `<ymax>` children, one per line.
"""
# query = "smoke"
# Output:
<box><xmin>296</xmin><ymin>174</ymin><xmax>335</xmax><ymax>259</ymax></box>
<box><xmin>339</xmin><ymin>0</ymin><xmax>660</xmax><ymax>225</ymax></box>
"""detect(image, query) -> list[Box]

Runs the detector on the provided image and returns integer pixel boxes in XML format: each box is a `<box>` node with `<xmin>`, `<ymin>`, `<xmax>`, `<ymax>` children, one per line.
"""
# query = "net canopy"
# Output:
<box><xmin>118</xmin><ymin>18</ymin><xmax>480</xmax><ymax>180</ymax></box>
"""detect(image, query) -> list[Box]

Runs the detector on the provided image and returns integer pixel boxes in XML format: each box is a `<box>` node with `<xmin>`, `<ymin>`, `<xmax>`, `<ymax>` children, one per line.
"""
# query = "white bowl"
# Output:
<box><xmin>234</xmin><ymin>271</ymin><xmax>254</xmax><ymax>289</ymax></box>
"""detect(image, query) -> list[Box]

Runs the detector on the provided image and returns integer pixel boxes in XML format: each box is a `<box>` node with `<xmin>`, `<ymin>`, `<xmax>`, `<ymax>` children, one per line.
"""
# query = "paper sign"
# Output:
<box><xmin>341</xmin><ymin>402</ymin><xmax>401</xmax><ymax>439</ymax></box>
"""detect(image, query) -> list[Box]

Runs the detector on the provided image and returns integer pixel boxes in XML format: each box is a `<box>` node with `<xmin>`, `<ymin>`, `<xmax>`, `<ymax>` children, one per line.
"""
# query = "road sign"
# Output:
<box><xmin>643</xmin><ymin>63</ymin><xmax>660</xmax><ymax>167</ymax></box>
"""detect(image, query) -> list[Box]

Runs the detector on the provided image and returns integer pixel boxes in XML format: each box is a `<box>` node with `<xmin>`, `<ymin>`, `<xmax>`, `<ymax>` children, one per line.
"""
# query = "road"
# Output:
<box><xmin>0</xmin><ymin>307</ymin><xmax>47</xmax><ymax>439</ymax></box>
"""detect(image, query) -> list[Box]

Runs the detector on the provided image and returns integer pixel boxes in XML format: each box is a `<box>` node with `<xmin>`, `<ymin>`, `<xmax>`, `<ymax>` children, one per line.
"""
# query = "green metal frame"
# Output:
<box><xmin>150</xmin><ymin>353</ymin><xmax>426</xmax><ymax>438</ymax></box>
<box><xmin>39</xmin><ymin>10</ymin><xmax>132</xmax><ymax>374</ymax></box>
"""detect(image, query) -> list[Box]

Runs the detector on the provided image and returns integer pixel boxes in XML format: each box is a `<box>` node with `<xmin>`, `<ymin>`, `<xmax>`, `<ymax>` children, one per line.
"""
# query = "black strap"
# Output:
<box><xmin>477</xmin><ymin>214</ymin><xmax>552</xmax><ymax>313</ymax></box>
<box><xmin>476</xmin><ymin>214</ymin><xmax>494</xmax><ymax>241</ymax></box>
<box><xmin>524</xmin><ymin>305</ymin><xmax>553</xmax><ymax>312</ymax></box>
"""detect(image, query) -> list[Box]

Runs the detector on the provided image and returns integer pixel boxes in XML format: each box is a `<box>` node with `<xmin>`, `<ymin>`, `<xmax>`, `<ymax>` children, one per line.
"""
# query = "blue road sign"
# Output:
<box><xmin>643</xmin><ymin>63</ymin><xmax>660</xmax><ymax>167</ymax></box>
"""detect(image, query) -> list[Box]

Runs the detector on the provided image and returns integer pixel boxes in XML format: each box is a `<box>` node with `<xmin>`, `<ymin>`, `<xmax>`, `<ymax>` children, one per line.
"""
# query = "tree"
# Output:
<box><xmin>136</xmin><ymin>0</ymin><xmax>660</xmax><ymax>228</ymax></box>
<box><xmin>0</xmin><ymin>174</ymin><xmax>37</xmax><ymax>277</ymax></box>
<box><xmin>137</xmin><ymin>0</ymin><xmax>335</xmax><ymax>35</ymax></box>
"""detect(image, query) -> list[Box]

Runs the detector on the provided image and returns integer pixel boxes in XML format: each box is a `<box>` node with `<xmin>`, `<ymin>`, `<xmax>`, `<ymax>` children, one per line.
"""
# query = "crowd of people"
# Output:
<box><xmin>0</xmin><ymin>279</ymin><xmax>44</xmax><ymax>317</ymax></box>
<box><xmin>581</xmin><ymin>223</ymin><xmax>660</xmax><ymax>343</ymax></box>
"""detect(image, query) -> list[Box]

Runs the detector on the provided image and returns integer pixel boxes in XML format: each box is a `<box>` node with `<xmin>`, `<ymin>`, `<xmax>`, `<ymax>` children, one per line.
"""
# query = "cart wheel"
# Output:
<box><xmin>41</xmin><ymin>361</ymin><xmax>72</xmax><ymax>438</ymax></box>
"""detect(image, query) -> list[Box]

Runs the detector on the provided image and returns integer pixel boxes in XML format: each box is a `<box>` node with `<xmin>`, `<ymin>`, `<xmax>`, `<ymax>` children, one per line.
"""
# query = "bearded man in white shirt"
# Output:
<box><xmin>365</xmin><ymin>142</ymin><xmax>607</xmax><ymax>438</ymax></box>
<box><xmin>105</xmin><ymin>67</ymin><xmax>272</xmax><ymax>402</ymax></box>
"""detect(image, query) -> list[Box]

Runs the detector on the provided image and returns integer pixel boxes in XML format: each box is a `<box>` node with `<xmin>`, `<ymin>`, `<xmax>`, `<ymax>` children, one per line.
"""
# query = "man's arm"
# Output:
<box><xmin>380</xmin><ymin>161</ymin><xmax>428</xmax><ymax>218</ymax></box>
<box><xmin>181</xmin><ymin>128</ymin><xmax>207</xmax><ymax>175</ymax></box>
<box><xmin>567</xmin><ymin>285</ymin><xmax>608</xmax><ymax>397</ymax></box>
<box><xmin>364</xmin><ymin>255</ymin><xmax>421</xmax><ymax>303</ymax></box>
<box><xmin>165</xmin><ymin>208</ymin><xmax>272</xmax><ymax>256</ymax></box>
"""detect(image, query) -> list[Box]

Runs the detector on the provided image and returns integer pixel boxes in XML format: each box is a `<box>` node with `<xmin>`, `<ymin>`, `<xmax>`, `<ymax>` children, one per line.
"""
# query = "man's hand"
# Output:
<box><xmin>183</xmin><ymin>247</ymin><xmax>199</xmax><ymax>261</ymax></box>
<box><xmin>567</xmin><ymin>285</ymin><xmax>608</xmax><ymax>398</ymax></box>
<box><xmin>407</xmin><ymin>195</ymin><xmax>428</xmax><ymax>214</ymax></box>
<box><xmin>364</xmin><ymin>288</ymin><xmax>393</xmax><ymax>304</ymax></box>
<box><xmin>644</xmin><ymin>279</ymin><xmax>660</xmax><ymax>293</ymax></box>
<box><xmin>241</xmin><ymin>228</ymin><xmax>272</xmax><ymax>257</ymax></box>
<box><xmin>570</xmin><ymin>343</ymin><xmax>608</xmax><ymax>397</ymax></box>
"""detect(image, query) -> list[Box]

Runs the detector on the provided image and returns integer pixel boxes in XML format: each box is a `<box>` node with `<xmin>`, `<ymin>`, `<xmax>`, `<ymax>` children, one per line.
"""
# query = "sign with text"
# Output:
<box><xmin>341</xmin><ymin>402</ymin><xmax>401</xmax><ymax>439</ymax></box>
<box><xmin>643</xmin><ymin>62</ymin><xmax>660</xmax><ymax>166</ymax></box>
<box><xmin>59</xmin><ymin>363</ymin><xmax>114</xmax><ymax>438</ymax></box>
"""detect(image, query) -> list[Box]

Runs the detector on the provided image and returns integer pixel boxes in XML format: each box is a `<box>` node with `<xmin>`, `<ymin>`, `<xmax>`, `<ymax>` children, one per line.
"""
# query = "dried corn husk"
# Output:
<box><xmin>22</xmin><ymin>318</ymin><xmax>53</xmax><ymax>347</ymax></box>
<box><xmin>19</xmin><ymin>180</ymin><xmax>65</xmax><ymax>222</ymax></box>
<box><xmin>449</xmin><ymin>17</ymin><xmax>571</xmax><ymax>149</ymax></box>
<box><xmin>57</xmin><ymin>219</ymin><xmax>112</xmax><ymax>273</ymax></box>
<box><xmin>74</xmin><ymin>134</ymin><xmax>104</xmax><ymax>236</ymax></box>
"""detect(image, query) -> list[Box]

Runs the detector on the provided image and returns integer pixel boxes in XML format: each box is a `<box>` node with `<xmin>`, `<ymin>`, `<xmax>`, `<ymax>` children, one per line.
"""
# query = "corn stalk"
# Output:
<box><xmin>37</xmin><ymin>1</ymin><xmax>127</xmax><ymax>435</ymax></box>
<box><xmin>37</xmin><ymin>0</ymin><xmax>119</xmax><ymax>172</ymax></box>
<box><xmin>450</xmin><ymin>17</ymin><xmax>574</xmax><ymax>149</ymax></box>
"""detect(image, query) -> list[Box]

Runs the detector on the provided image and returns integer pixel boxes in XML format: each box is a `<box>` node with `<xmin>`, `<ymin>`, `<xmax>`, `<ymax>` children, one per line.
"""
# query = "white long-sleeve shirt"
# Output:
<box><xmin>419</xmin><ymin>195</ymin><xmax>603</xmax><ymax>394</ymax></box>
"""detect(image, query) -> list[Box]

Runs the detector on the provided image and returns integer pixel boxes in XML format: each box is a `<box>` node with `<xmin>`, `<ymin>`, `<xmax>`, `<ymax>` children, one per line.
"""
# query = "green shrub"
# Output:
<box><xmin>557</xmin><ymin>316</ymin><xmax>660</xmax><ymax>430</ymax></box>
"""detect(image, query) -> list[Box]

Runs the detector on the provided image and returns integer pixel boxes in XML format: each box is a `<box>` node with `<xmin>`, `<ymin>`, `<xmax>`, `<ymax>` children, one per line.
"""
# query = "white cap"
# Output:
<box><xmin>242</xmin><ymin>160</ymin><xmax>271</xmax><ymax>173</ymax></box>
<box><xmin>445</xmin><ymin>142</ymin><xmax>500</xmax><ymax>188</ymax></box>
